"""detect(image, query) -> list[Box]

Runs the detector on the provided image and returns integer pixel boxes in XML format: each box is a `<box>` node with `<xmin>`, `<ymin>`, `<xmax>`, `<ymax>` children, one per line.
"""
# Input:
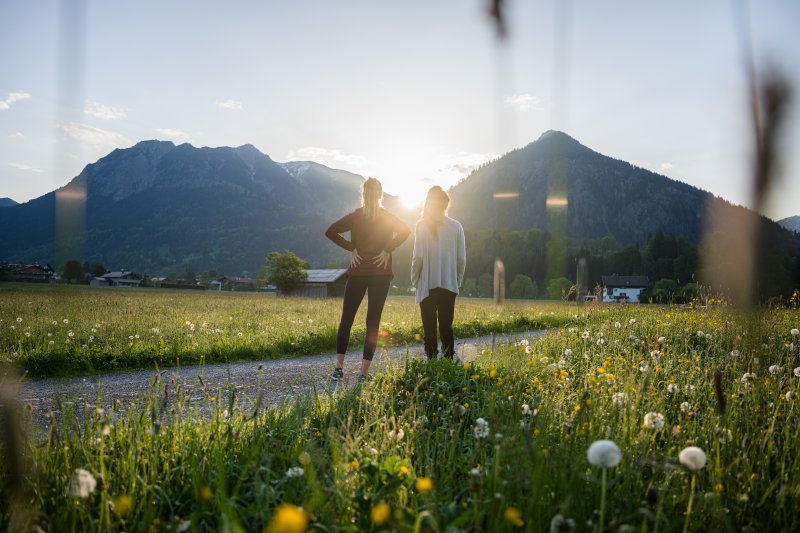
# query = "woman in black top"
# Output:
<box><xmin>325</xmin><ymin>177</ymin><xmax>410</xmax><ymax>382</ymax></box>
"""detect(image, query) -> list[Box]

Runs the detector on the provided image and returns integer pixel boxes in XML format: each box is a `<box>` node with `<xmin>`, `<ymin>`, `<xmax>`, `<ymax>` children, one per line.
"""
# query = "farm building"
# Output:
<box><xmin>91</xmin><ymin>271</ymin><xmax>142</xmax><ymax>287</ymax></box>
<box><xmin>601</xmin><ymin>275</ymin><xmax>650</xmax><ymax>303</ymax></box>
<box><xmin>284</xmin><ymin>269</ymin><xmax>348</xmax><ymax>298</ymax></box>
<box><xmin>0</xmin><ymin>262</ymin><xmax>55</xmax><ymax>282</ymax></box>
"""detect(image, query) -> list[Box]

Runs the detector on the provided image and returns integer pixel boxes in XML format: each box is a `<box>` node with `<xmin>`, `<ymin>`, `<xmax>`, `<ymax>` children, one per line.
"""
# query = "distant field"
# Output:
<box><xmin>0</xmin><ymin>284</ymin><xmax>579</xmax><ymax>377</ymax></box>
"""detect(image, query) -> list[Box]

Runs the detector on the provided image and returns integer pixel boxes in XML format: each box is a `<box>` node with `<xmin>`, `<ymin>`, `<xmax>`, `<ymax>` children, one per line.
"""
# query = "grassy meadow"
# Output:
<box><xmin>1</xmin><ymin>286</ymin><xmax>800</xmax><ymax>532</ymax></box>
<box><xmin>0</xmin><ymin>284</ymin><xmax>571</xmax><ymax>378</ymax></box>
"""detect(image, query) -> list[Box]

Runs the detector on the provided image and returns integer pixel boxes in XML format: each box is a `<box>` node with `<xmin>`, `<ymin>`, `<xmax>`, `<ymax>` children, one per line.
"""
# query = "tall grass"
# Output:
<box><xmin>0</xmin><ymin>285</ymin><xmax>575</xmax><ymax>377</ymax></box>
<box><xmin>1</xmin><ymin>303</ymin><xmax>798</xmax><ymax>531</ymax></box>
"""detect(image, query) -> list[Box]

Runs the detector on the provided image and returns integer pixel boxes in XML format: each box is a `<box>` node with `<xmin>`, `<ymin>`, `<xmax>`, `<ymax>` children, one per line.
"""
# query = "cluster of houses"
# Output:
<box><xmin>0</xmin><ymin>261</ymin><xmax>652</xmax><ymax>301</ymax></box>
<box><xmin>0</xmin><ymin>262</ymin><xmax>56</xmax><ymax>282</ymax></box>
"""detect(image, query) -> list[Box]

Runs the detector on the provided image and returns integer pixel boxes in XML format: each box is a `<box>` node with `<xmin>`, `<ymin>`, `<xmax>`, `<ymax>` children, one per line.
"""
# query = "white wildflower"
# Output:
<box><xmin>667</xmin><ymin>384</ymin><xmax>679</xmax><ymax>394</ymax></box>
<box><xmin>680</xmin><ymin>401</ymin><xmax>690</xmax><ymax>412</ymax></box>
<box><xmin>705</xmin><ymin>333</ymin><xmax>712</xmax><ymax>340</ymax></box>
<box><xmin>469</xmin><ymin>466</ymin><xmax>482</xmax><ymax>477</ymax></box>
<box><xmin>629</xmin><ymin>319</ymin><xmax>636</xmax><ymax>324</ymax></box>
<box><xmin>697</xmin><ymin>330</ymin><xmax>704</xmax><ymax>338</ymax></box>
<box><xmin>176</xmin><ymin>520</ymin><xmax>192</xmax><ymax>533</ymax></box>
<box><xmin>769</xmin><ymin>364</ymin><xmax>781</xmax><ymax>375</ymax></box>
<box><xmin>16</xmin><ymin>317</ymin><xmax>22</xmax><ymax>322</ymax></box>
<box><xmin>643</xmin><ymin>412</ymin><xmax>666</xmax><ymax>430</ymax></box>
<box><xmin>564</xmin><ymin>348</ymin><xmax>573</xmax><ymax>357</ymax></box>
<box><xmin>614</xmin><ymin>321</ymin><xmax>621</xmax><ymax>328</ymax></box>
<box><xmin>285</xmin><ymin>466</ymin><xmax>304</xmax><ymax>478</ymax></box>
<box><xmin>612</xmin><ymin>392</ymin><xmax>627</xmax><ymax>406</ymax></box>
<box><xmin>69</xmin><ymin>468</ymin><xmax>96</xmax><ymax>498</ymax></box>
<box><xmin>786</xmin><ymin>391</ymin><xmax>796</xmax><ymax>401</ymax></box>
<box><xmin>678</xmin><ymin>446</ymin><xmax>707</xmax><ymax>472</ymax></box>
<box><xmin>63</xmin><ymin>319</ymin><xmax>69</xmax><ymax>324</ymax></box>
<box><xmin>473</xmin><ymin>417</ymin><xmax>490</xmax><ymax>439</ymax></box>
<box><xmin>582</xmin><ymin>331</ymin><xmax>590</xmax><ymax>339</ymax></box>
<box><xmin>68</xmin><ymin>331</ymin><xmax>74</xmax><ymax>337</ymax></box>
<box><xmin>791</xmin><ymin>328</ymin><xmax>799</xmax><ymax>336</ymax></box>
<box><xmin>521</xmin><ymin>404</ymin><xmax>531</xmax><ymax>416</ymax></box>
<box><xmin>587</xmin><ymin>440</ymin><xmax>621</xmax><ymax>468</ymax></box>
<box><xmin>657</xmin><ymin>336</ymin><xmax>666</xmax><ymax>343</ymax></box>
<box><xmin>388</xmin><ymin>428</ymin><xmax>405</xmax><ymax>441</ymax></box>
<box><xmin>794</xmin><ymin>366</ymin><xmax>800</xmax><ymax>378</ymax></box>
<box><xmin>550</xmin><ymin>513</ymin><xmax>576</xmax><ymax>533</ymax></box>
<box><xmin>639</xmin><ymin>362</ymin><xmax>649</xmax><ymax>373</ymax></box>
<box><xmin>415</xmin><ymin>415</ymin><xmax>428</xmax><ymax>427</ymax></box>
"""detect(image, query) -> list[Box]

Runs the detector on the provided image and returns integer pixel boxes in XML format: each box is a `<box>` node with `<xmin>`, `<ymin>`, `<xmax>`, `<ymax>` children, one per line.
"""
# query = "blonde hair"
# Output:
<box><xmin>421</xmin><ymin>186</ymin><xmax>450</xmax><ymax>236</ymax></box>
<box><xmin>361</xmin><ymin>177</ymin><xmax>383</xmax><ymax>220</ymax></box>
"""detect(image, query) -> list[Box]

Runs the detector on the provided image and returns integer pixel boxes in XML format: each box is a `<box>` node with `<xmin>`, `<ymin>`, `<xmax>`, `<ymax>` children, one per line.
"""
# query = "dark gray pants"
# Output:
<box><xmin>420</xmin><ymin>288</ymin><xmax>457</xmax><ymax>359</ymax></box>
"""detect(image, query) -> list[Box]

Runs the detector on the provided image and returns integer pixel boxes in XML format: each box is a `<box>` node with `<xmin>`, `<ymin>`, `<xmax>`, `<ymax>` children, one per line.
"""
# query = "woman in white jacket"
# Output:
<box><xmin>411</xmin><ymin>186</ymin><xmax>466</xmax><ymax>360</ymax></box>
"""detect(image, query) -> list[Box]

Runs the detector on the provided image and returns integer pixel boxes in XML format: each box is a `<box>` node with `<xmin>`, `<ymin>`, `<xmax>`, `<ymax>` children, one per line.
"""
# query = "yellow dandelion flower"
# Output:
<box><xmin>400</xmin><ymin>466</ymin><xmax>409</xmax><ymax>476</ymax></box>
<box><xmin>489</xmin><ymin>367</ymin><xmax>498</xmax><ymax>378</ymax></box>
<box><xmin>597</xmin><ymin>367</ymin><xmax>606</xmax><ymax>374</ymax></box>
<box><xmin>349</xmin><ymin>460</ymin><xmax>359</xmax><ymax>470</ymax></box>
<box><xmin>371</xmin><ymin>502</ymin><xmax>391</xmax><ymax>525</ymax></box>
<box><xmin>113</xmin><ymin>494</ymin><xmax>132</xmax><ymax>517</ymax></box>
<box><xmin>715</xmin><ymin>483</ymin><xmax>724</xmax><ymax>493</ymax></box>
<box><xmin>463</xmin><ymin>362</ymin><xmax>472</xmax><ymax>370</ymax></box>
<box><xmin>504</xmin><ymin>507</ymin><xmax>524</xmax><ymax>527</ymax></box>
<box><xmin>415</xmin><ymin>477</ymin><xmax>433</xmax><ymax>493</ymax></box>
<box><xmin>198</xmin><ymin>486</ymin><xmax>213</xmax><ymax>503</ymax></box>
<box><xmin>573</xmin><ymin>405</ymin><xmax>581</xmax><ymax>412</ymax></box>
<box><xmin>268</xmin><ymin>504</ymin><xmax>308</xmax><ymax>533</ymax></box>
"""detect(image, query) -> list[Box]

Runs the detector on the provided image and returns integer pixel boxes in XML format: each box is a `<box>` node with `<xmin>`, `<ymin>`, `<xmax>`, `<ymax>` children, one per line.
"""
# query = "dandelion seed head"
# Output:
<box><xmin>643</xmin><ymin>412</ymin><xmax>666</xmax><ymax>430</ymax></box>
<box><xmin>678</xmin><ymin>446</ymin><xmax>707</xmax><ymax>471</ymax></box>
<box><xmin>587</xmin><ymin>440</ymin><xmax>621</xmax><ymax>468</ymax></box>
<box><xmin>69</xmin><ymin>468</ymin><xmax>96</xmax><ymax>498</ymax></box>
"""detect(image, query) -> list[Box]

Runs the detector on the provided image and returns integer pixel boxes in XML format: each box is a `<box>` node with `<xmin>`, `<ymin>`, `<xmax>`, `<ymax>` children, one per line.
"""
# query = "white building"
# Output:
<box><xmin>90</xmin><ymin>271</ymin><xmax>142</xmax><ymax>287</ymax></box>
<box><xmin>601</xmin><ymin>275</ymin><xmax>650</xmax><ymax>303</ymax></box>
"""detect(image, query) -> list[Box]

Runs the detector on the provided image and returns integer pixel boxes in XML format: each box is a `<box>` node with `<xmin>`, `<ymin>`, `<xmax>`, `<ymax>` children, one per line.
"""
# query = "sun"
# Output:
<box><xmin>399</xmin><ymin>190</ymin><xmax>424</xmax><ymax>208</ymax></box>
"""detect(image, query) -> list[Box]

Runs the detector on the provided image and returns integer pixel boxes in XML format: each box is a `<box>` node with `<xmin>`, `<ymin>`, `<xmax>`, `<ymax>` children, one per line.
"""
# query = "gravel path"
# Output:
<box><xmin>15</xmin><ymin>329</ymin><xmax>548</xmax><ymax>429</ymax></box>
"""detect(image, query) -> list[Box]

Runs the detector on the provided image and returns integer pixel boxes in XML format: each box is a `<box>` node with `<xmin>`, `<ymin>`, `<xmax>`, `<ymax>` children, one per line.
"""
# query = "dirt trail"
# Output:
<box><xmin>16</xmin><ymin>330</ymin><xmax>547</xmax><ymax>428</ymax></box>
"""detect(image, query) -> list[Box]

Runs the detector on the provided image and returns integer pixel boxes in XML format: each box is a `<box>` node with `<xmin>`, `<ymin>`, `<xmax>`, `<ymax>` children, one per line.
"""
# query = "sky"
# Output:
<box><xmin>1</xmin><ymin>0</ymin><xmax>799</xmax><ymax>218</ymax></box>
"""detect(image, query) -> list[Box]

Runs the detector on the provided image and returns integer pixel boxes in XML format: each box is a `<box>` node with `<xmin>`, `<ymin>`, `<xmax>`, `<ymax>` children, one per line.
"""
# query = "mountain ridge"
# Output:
<box><xmin>779</xmin><ymin>215</ymin><xmax>800</xmax><ymax>233</ymax></box>
<box><xmin>1</xmin><ymin>132</ymin><xmax>797</xmax><ymax>276</ymax></box>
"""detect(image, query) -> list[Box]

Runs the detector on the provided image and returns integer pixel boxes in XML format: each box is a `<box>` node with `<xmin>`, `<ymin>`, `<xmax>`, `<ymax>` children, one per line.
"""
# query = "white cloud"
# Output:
<box><xmin>660</xmin><ymin>162</ymin><xmax>674</xmax><ymax>171</ymax></box>
<box><xmin>10</xmin><ymin>132</ymin><xmax>25</xmax><ymax>139</ymax></box>
<box><xmin>84</xmin><ymin>101</ymin><xmax>128</xmax><ymax>120</ymax></box>
<box><xmin>8</xmin><ymin>162</ymin><xmax>42</xmax><ymax>173</ymax></box>
<box><xmin>504</xmin><ymin>93</ymin><xmax>543</xmax><ymax>111</ymax></box>
<box><xmin>285</xmin><ymin>147</ymin><xmax>370</xmax><ymax>168</ymax></box>
<box><xmin>215</xmin><ymin>99</ymin><xmax>243</xmax><ymax>110</ymax></box>
<box><xmin>435</xmin><ymin>151</ymin><xmax>496</xmax><ymax>176</ymax></box>
<box><xmin>0</xmin><ymin>91</ymin><xmax>31</xmax><ymax>110</ymax></box>
<box><xmin>154</xmin><ymin>127</ymin><xmax>189</xmax><ymax>140</ymax></box>
<box><xmin>58</xmin><ymin>121</ymin><xmax>131</xmax><ymax>149</ymax></box>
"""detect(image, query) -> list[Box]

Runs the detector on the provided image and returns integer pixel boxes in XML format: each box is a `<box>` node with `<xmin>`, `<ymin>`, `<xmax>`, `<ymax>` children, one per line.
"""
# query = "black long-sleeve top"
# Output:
<box><xmin>325</xmin><ymin>207</ymin><xmax>411</xmax><ymax>278</ymax></box>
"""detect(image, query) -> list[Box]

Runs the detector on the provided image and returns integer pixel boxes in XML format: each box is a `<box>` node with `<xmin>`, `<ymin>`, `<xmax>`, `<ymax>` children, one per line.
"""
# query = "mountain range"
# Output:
<box><xmin>0</xmin><ymin>197</ymin><xmax>18</xmax><ymax>207</ymax></box>
<box><xmin>0</xmin><ymin>131</ymin><xmax>797</xmax><ymax>275</ymax></box>
<box><xmin>779</xmin><ymin>216</ymin><xmax>800</xmax><ymax>234</ymax></box>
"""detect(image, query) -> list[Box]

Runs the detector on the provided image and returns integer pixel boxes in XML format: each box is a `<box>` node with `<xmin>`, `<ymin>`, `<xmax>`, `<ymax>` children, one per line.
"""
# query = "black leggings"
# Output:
<box><xmin>336</xmin><ymin>275</ymin><xmax>391</xmax><ymax>360</ymax></box>
<box><xmin>420</xmin><ymin>288</ymin><xmax>457</xmax><ymax>359</ymax></box>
